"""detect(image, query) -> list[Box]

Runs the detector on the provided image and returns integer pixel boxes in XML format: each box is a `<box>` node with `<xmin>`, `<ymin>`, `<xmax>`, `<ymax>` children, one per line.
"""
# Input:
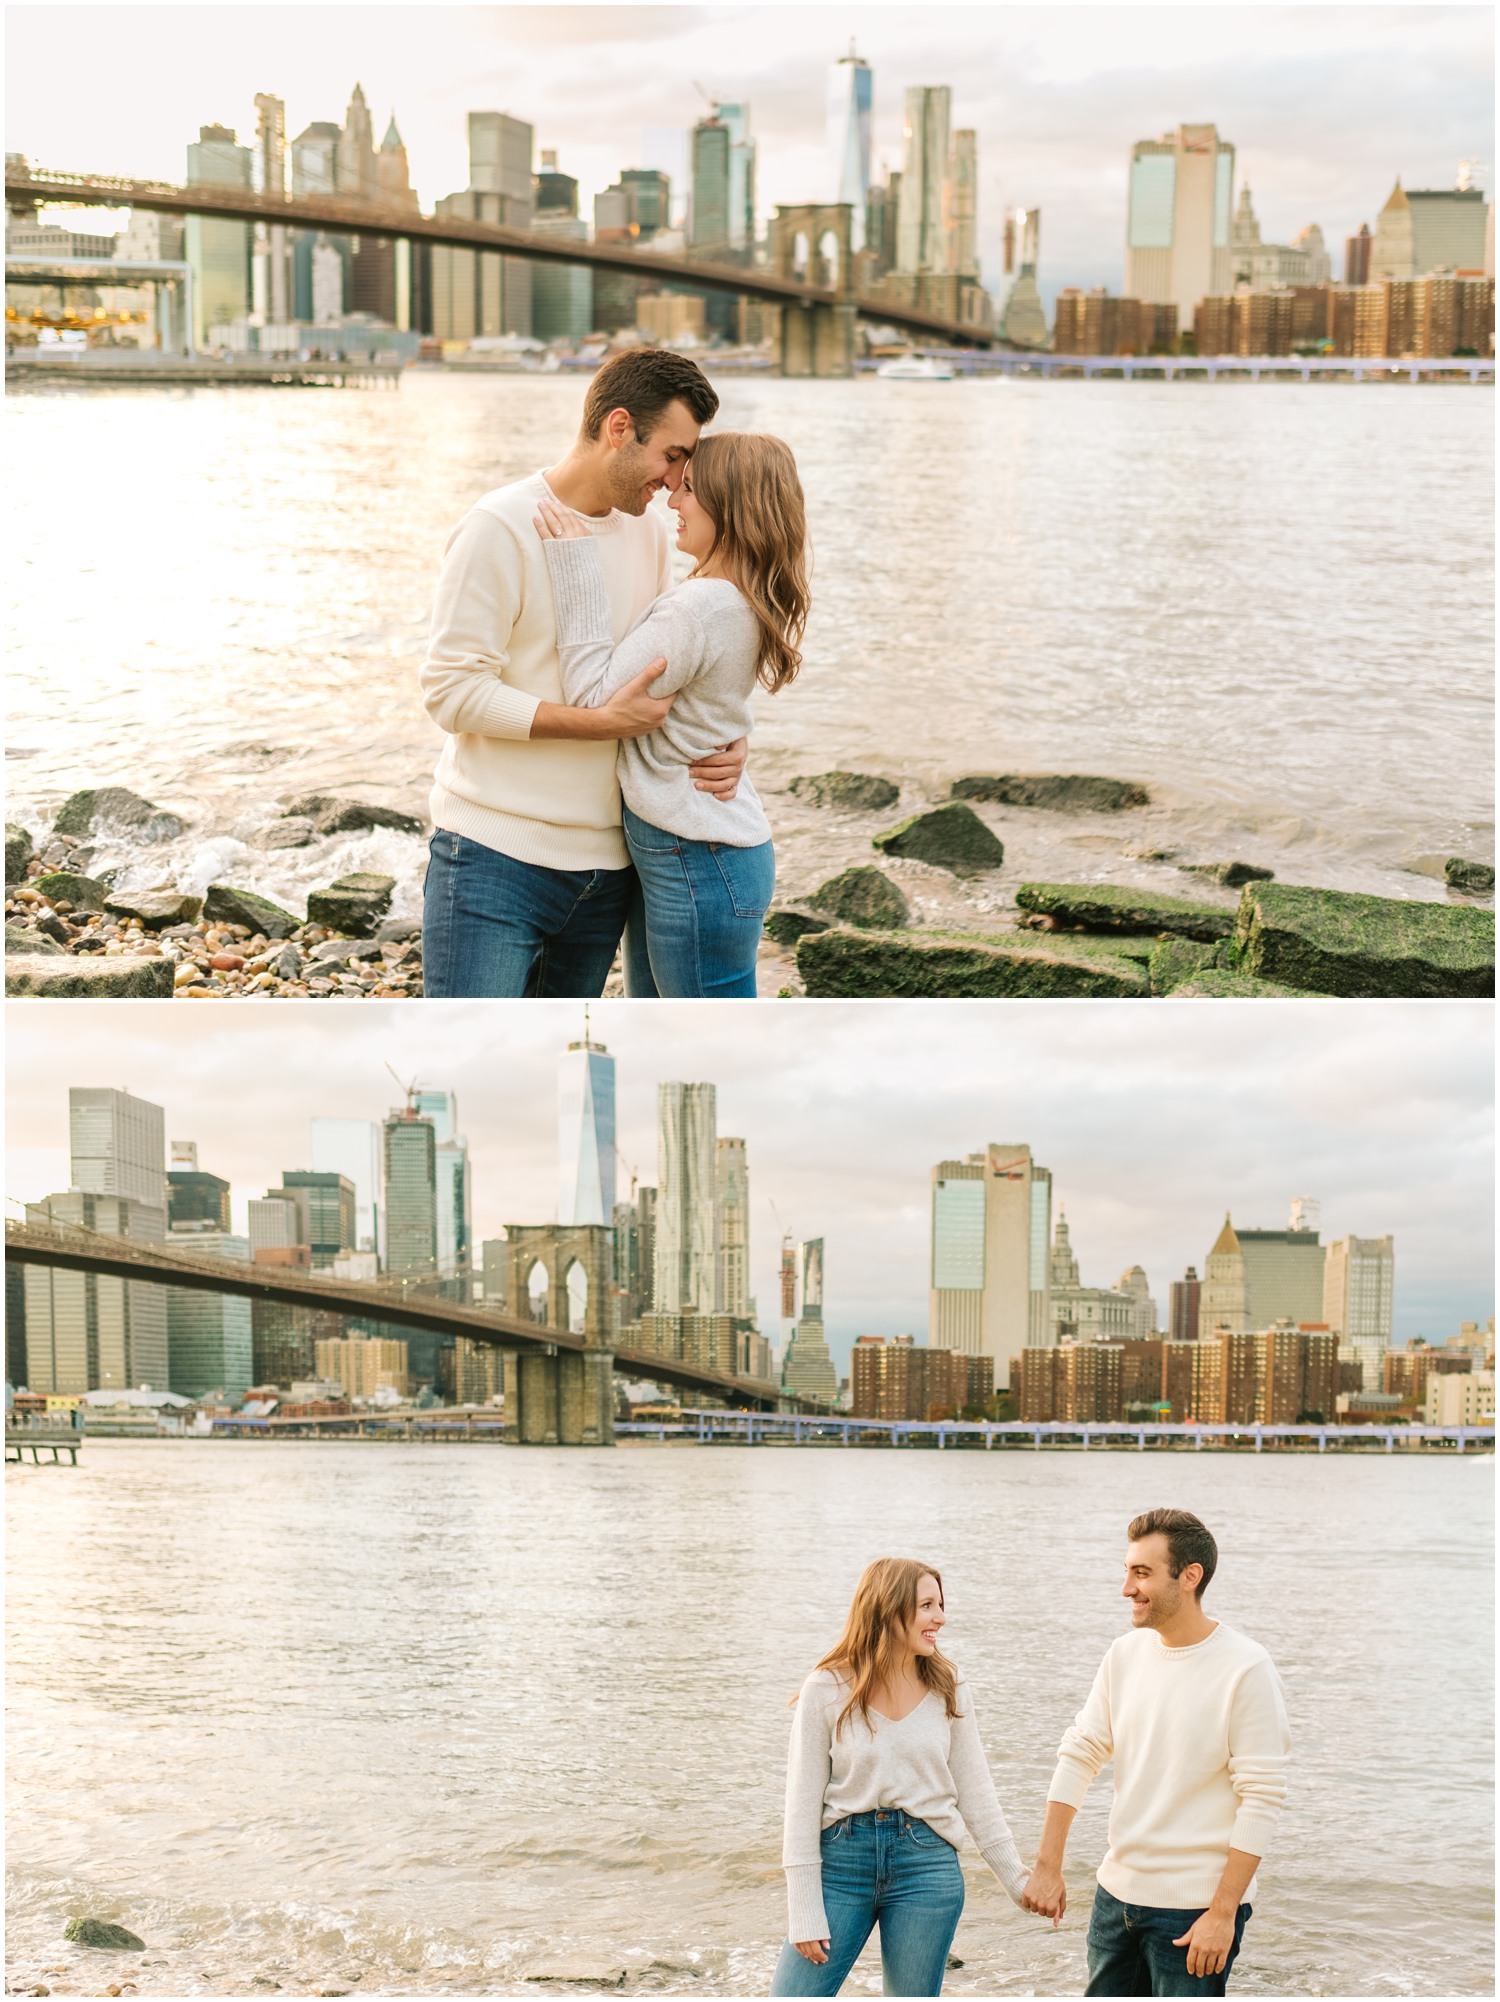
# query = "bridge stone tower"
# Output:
<box><xmin>772</xmin><ymin>204</ymin><xmax>856</xmax><ymax>379</ymax></box>
<box><xmin>500</xmin><ymin>1223</ymin><xmax>617</xmax><ymax>1445</ymax></box>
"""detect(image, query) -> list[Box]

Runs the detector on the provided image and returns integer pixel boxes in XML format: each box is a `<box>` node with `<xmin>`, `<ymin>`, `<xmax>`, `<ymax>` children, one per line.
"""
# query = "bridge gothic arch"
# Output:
<box><xmin>771</xmin><ymin>203</ymin><xmax>856</xmax><ymax>380</ymax></box>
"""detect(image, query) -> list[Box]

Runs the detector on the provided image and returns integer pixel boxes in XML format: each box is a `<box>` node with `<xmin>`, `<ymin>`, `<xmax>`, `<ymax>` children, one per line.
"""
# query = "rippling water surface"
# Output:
<box><xmin>4</xmin><ymin>374</ymin><xmax>1493</xmax><ymax>930</ymax></box>
<box><xmin>5</xmin><ymin>1444</ymin><xmax>1493</xmax><ymax>1996</ymax></box>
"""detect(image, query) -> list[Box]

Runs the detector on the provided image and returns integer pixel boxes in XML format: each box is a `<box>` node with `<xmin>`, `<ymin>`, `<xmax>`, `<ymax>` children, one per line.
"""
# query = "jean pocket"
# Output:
<box><xmin>821</xmin><ymin>1819</ymin><xmax>849</xmax><ymax>1845</ymax></box>
<box><xmin>905</xmin><ymin>1820</ymin><xmax>941</xmax><ymax>1847</ymax></box>
<box><xmin>709</xmin><ymin>839</ymin><xmax>774</xmax><ymax>920</ymax></box>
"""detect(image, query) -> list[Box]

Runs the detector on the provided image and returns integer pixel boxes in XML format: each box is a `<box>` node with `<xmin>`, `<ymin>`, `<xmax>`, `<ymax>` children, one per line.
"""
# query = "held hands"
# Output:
<box><xmin>1021</xmin><ymin>1863</ymin><xmax>1067</xmax><ymax>1926</ymax></box>
<box><xmin>793</xmin><ymin>1940</ymin><xmax>831</xmax><ymax>1966</ymax></box>
<box><xmin>534</xmin><ymin>498</ymin><xmax>591</xmax><ymax>542</ymax></box>
<box><xmin>689</xmin><ymin>735</ymin><xmax>747</xmax><ymax>801</ymax></box>
<box><xmin>1173</xmin><ymin>1907</ymin><xmax>1236</xmax><ymax>1978</ymax></box>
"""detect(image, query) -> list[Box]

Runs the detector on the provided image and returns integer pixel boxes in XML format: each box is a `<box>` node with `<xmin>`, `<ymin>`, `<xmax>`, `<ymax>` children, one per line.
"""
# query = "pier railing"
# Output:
<box><xmin>617</xmin><ymin>1411</ymin><xmax>1493</xmax><ymax>1452</ymax></box>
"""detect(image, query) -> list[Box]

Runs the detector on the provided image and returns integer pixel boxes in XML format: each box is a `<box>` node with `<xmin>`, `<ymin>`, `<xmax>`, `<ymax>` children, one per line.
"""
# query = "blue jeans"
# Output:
<box><xmin>770</xmin><ymin>1811</ymin><xmax>965</xmax><ymax>1998</ymax></box>
<box><xmin>421</xmin><ymin>830</ymin><xmax>645</xmax><ymax>999</ymax></box>
<box><xmin>623</xmin><ymin>803</ymin><xmax>775</xmax><ymax>1000</ymax></box>
<box><xmin>1085</xmin><ymin>1883</ymin><xmax>1251</xmax><ymax>1997</ymax></box>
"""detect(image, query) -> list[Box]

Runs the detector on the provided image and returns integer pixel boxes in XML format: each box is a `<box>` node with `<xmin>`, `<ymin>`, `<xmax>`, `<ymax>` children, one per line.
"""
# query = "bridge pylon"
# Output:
<box><xmin>772</xmin><ymin>204</ymin><xmax>856</xmax><ymax>378</ymax></box>
<box><xmin>500</xmin><ymin>1225</ymin><xmax>617</xmax><ymax>1445</ymax></box>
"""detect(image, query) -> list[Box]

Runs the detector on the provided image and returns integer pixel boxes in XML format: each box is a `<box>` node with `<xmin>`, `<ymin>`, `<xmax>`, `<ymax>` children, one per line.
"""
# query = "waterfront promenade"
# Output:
<box><xmin>620</xmin><ymin>1409</ymin><xmax>1491</xmax><ymax>1451</ymax></box>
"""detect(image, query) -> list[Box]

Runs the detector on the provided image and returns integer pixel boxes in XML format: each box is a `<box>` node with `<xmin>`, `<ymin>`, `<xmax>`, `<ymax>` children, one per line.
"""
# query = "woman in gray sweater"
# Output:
<box><xmin>773</xmin><ymin>1558</ymin><xmax>1032</xmax><ymax>1997</ymax></box>
<box><xmin>535</xmin><ymin>430</ymin><xmax>808</xmax><ymax>998</ymax></box>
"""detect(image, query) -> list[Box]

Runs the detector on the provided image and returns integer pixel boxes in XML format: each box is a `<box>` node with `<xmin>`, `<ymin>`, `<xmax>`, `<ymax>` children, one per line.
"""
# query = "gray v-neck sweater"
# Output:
<box><xmin>782</xmin><ymin>1668</ymin><xmax>1029</xmax><ymax>1944</ymax></box>
<box><xmin>542</xmin><ymin>535</ymin><xmax>774</xmax><ymax>847</ymax></box>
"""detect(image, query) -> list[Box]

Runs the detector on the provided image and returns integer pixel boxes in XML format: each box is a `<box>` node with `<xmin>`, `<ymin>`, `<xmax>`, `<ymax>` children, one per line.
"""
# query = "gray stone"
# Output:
<box><xmin>53</xmin><ymin>787</ymin><xmax>185</xmax><ymax>844</ymax></box>
<box><xmin>1182</xmin><ymin>861</ymin><xmax>1276</xmax><ymax>889</ymax></box>
<box><xmin>31</xmin><ymin>871</ymin><xmax>109</xmax><ymax>912</ymax></box>
<box><xmin>103</xmin><ymin>890</ymin><xmax>204</xmax><ymax>929</ymax></box>
<box><xmin>1445</xmin><ymin>857</ymin><xmax>1496</xmax><ymax>896</ymax></box>
<box><xmin>787</xmin><ymin>771</ymin><xmax>900</xmax><ymax>813</ymax></box>
<box><xmin>251</xmin><ymin>817</ymin><xmax>316</xmax><ymax>850</ymax></box>
<box><xmin>281</xmin><ymin>793</ymin><xmax>426</xmax><ymax>836</ymax></box>
<box><xmin>1232</xmin><ymin>883</ymin><xmax>1495</xmax><ymax>999</ymax></box>
<box><xmin>63</xmin><ymin>1919</ymin><xmax>145</xmax><ymax>1952</ymax></box>
<box><xmin>274</xmin><ymin>944</ymin><xmax>302</xmax><ymax>979</ymax></box>
<box><xmin>764</xmin><ymin>905</ymin><xmax>834</xmax><ymax>948</ymax></box>
<box><xmin>7</xmin><ymin>954</ymin><xmax>177</xmax><ymax>998</ymax></box>
<box><xmin>951</xmin><ymin>773</ymin><xmax>1150</xmax><ymax>812</ymax></box>
<box><xmin>5</xmin><ymin>822</ymin><xmax>34</xmax><ymax>883</ymax></box>
<box><xmin>1015</xmin><ymin>882</ymin><xmax>1236</xmax><ymax>943</ymax></box>
<box><xmin>872</xmin><ymin>802</ymin><xmax>1004</xmax><ymax>876</ymax></box>
<box><xmin>376</xmin><ymin>916</ymin><xmax>422</xmax><ymax>944</ymax></box>
<box><xmin>810</xmin><ymin>865</ymin><xmax>912</xmax><ymax>930</ymax></box>
<box><xmin>520</xmin><ymin>1959</ymin><xmax>627</xmax><ymax>1987</ymax></box>
<box><xmin>797</xmin><ymin>926</ymin><xmax>1151</xmax><ymax>999</ymax></box>
<box><xmin>6</xmin><ymin>925</ymin><xmax>64</xmax><ymax>956</ymax></box>
<box><xmin>34</xmin><ymin>912</ymin><xmax>71</xmax><ymax>945</ymax></box>
<box><xmin>306</xmin><ymin>872</ymin><xmax>395</xmax><ymax>936</ymax></box>
<box><xmin>202</xmin><ymin>883</ymin><xmax>300</xmax><ymax>938</ymax></box>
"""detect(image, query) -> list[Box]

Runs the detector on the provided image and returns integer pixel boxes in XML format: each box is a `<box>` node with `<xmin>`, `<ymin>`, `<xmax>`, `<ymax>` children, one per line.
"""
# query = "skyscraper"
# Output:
<box><xmin>828</xmin><ymin>43</ymin><xmax>873</xmax><ymax>248</ymax></box>
<box><xmin>185</xmin><ymin>123</ymin><xmax>253</xmax><ymax>345</ymax></box>
<box><xmin>1323</xmin><ymin>1235</ymin><xmax>1395</xmax><ymax>1393</ymax></box>
<box><xmin>715</xmin><ymin>1138</ymin><xmax>751</xmax><ymax>1317</ymax></box>
<box><xmin>945</xmin><ymin>129</ymin><xmax>978</xmax><ymax>277</ymax></box>
<box><xmin>70</xmin><ymin>1087</ymin><xmax>165</xmax><ymax>1209</ymax></box>
<box><xmin>383</xmin><ymin>1107</ymin><xmax>438</xmax><ymax>1275</ymax></box>
<box><xmin>717</xmin><ymin>102</ymin><xmax>757</xmax><ymax>252</ymax></box>
<box><xmin>1125</xmin><ymin>123</ymin><xmax>1235</xmax><ymax>326</ymax></box>
<box><xmin>1198</xmin><ymin>1212</ymin><xmax>1325</xmax><ymax>1334</ymax></box>
<box><xmin>690</xmin><ymin>114</ymin><xmax>732</xmax><ymax>253</ymax></box>
<box><xmin>167</xmin><ymin>1139</ymin><xmax>231</xmax><ymax>1230</ymax></box>
<box><xmin>251</xmin><ymin>93</ymin><xmax>292</xmax><ymax>325</ymax></box>
<box><xmin>276</xmin><ymin>1172</ymin><xmax>356</xmax><ymax>1268</ymax></box>
<box><xmin>1370</xmin><ymin>179</ymin><xmax>1489</xmax><ymax>281</ymax></box>
<box><xmin>655</xmin><ymin>1083</ymin><xmax>717</xmax><ymax>1313</ymax></box>
<box><xmin>415</xmin><ymin>1090</ymin><xmax>472</xmax><ymax>1278</ymax></box>
<box><xmin>1169</xmin><ymin>1265</ymin><xmax>1202</xmax><ymax>1343</ymax></box>
<box><xmin>311</xmin><ymin>1118</ymin><xmax>383</xmax><ymax>1255</ymax></box>
<box><xmin>929</xmin><ymin>1144</ymin><xmax>1051</xmax><ymax>1388</ymax></box>
<box><xmin>559</xmin><ymin>1033</ymin><xmax>616</xmax><ymax>1227</ymax></box>
<box><xmin>165</xmin><ymin>1229</ymin><xmax>253</xmax><ymax>1401</ymax></box>
<box><xmin>431</xmin><ymin>111</ymin><xmax>534</xmax><ymax>339</ymax></box>
<box><xmin>897</xmin><ymin>87</ymin><xmax>951</xmax><ymax>274</ymax></box>
<box><xmin>1198</xmin><ymin>1215</ymin><xmax>1245</xmax><ymax>1335</ymax></box>
<box><xmin>1001</xmin><ymin>206</ymin><xmax>1046</xmax><ymax>347</ymax></box>
<box><xmin>781</xmin><ymin>1238</ymin><xmax>837</xmax><ymax>1404</ymax></box>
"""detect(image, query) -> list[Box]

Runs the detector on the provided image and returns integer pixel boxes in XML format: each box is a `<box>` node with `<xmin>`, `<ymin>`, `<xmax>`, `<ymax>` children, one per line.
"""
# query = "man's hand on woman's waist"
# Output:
<box><xmin>690</xmin><ymin>737</ymin><xmax>747</xmax><ymax>800</ymax></box>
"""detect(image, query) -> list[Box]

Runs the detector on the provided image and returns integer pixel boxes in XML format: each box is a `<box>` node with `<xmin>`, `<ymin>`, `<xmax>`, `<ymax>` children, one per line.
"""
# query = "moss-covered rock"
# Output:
<box><xmin>788</xmin><ymin>771</ymin><xmax>900</xmax><ymax>813</ymax></box>
<box><xmin>104</xmin><ymin>890</ymin><xmax>204</xmax><ymax>929</ymax></box>
<box><xmin>796</xmin><ymin>926</ymin><xmax>1151</xmax><ymax>998</ymax></box>
<box><xmin>1182</xmin><ymin>861</ymin><xmax>1275</xmax><ymax>889</ymax></box>
<box><xmin>810</xmin><ymin>866</ymin><xmax>911</xmax><ymax>930</ymax></box>
<box><xmin>872</xmin><ymin>803</ymin><xmax>1004</xmax><ymax>876</ymax></box>
<box><xmin>1445</xmin><ymin>857</ymin><xmax>1495</xmax><ymax>896</ymax></box>
<box><xmin>1148</xmin><ymin>938</ymin><xmax>1222</xmax><ymax>995</ymax></box>
<box><xmin>54</xmin><ymin>787</ymin><xmax>184</xmax><ymax>843</ymax></box>
<box><xmin>6</xmin><ymin>924</ymin><xmax>64</xmax><ymax>956</ymax></box>
<box><xmin>306</xmin><ymin>872</ymin><xmax>395</xmax><ymax>937</ymax></box>
<box><xmin>1169</xmin><ymin>969</ymin><xmax>1320</xmax><ymax>998</ymax></box>
<box><xmin>64</xmin><ymin>1918</ymin><xmax>145</xmax><ymax>1951</ymax></box>
<box><xmin>202</xmin><ymin>883</ymin><xmax>300</xmax><ymax>938</ymax></box>
<box><xmin>7</xmin><ymin>954</ymin><xmax>176</xmax><ymax>998</ymax></box>
<box><xmin>31</xmin><ymin>870</ymin><xmax>109</xmax><ymax>912</ymax></box>
<box><xmin>764</xmin><ymin>906</ymin><xmax>834</xmax><ymax>948</ymax></box>
<box><xmin>5</xmin><ymin>823</ymin><xmax>34</xmax><ymax>883</ymax></box>
<box><xmin>951</xmin><ymin>774</ymin><xmax>1150</xmax><ymax>812</ymax></box>
<box><xmin>1016</xmin><ymin>882</ymin><xmax>1236</xmax><ymax>942</ymax></box>
<box><xmin>1233</xmin><ymin>883</ymin><xmax>1495</xmax><ymax>998</ymax></box>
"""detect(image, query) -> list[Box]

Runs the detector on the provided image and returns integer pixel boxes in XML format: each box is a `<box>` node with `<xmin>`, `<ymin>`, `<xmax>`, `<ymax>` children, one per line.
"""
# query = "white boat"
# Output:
<box><xmin>874</xmin><ymin>355</ymin><xmax>955</xmax><ymax>381</ymax></box>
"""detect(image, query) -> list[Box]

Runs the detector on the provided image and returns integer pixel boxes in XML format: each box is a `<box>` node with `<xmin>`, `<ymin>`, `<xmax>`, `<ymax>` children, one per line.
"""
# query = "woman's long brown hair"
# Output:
<box><xmin>796</xmin><ymin>1557</ymin><xmax>960</xmax><ymax>1739</ymax></box>
<box><xmin>685</xmin><ymin>430</ymin><xmax>809</xmax><ymax>694</ymax></box>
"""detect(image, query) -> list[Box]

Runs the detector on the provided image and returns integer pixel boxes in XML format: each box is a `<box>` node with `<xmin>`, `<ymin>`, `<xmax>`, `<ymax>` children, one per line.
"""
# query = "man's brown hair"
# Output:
<box><xmin>581</xmin><ymin>346</ymin><xmax>719</xmax><ymax>441</ymax></box>
<box><xmin>1128</xmin><ymin>1508</ymin><xmax>1218</xmax><ymax>1599</ymax></box>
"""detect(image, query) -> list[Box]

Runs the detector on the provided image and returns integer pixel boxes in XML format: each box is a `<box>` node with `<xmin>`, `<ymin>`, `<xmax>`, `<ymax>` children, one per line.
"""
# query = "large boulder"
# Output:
<box><xmin>951</xmin><ymin>774</ymin><xmax>1150</xmax><ymax>812</ymax></box>
<box><xmin>5</xmin><ymin>823</ymin><xmax>34</xmax><ymax>883</ymax></box>
<box><xmin>280</xmin><ymin>793</ymin><xmax>426</xmax><ymax>836</ymax></box>
<box><xmin>764</xmin><ymin>905</ymin><xmax>834</xmax><ymax>948</ymax></box>
<box><xmin>1182</xmin><ymin>861</ymin><xmax>1275</xmax><ymax>889</ymax></box>
<box><xmin>872</xmin><ymin>803</ymin><xmax>1004</xmax><ymax>876</ymax></box>
<box><xmin>31</xmin><ymin>871</ymin><xmax>109</xmax><ymax>912</ymax></box>
<box><xmin>103</xmin><ymin>890</ymin><xmax>204</xmax><ymax>929</ymax></box>
<box><xmin>1445</xmin><ymin>857</ymin><xmax>1495</xmax><ymax>896</ymax></box>
<box><xmin>251</xmin><ymin>817</ymin><xmax>317</xmax><ymax>850</ymax></box>
<box><xmin>6</xmin><ymin>954</ymin><xmax>176</xmax><ymax>998</ymax></box>
<box><xmin>1232</xmin><ymin>883</ymin><xmax>1495</xmax><ymax>998</ymax></box>
<box><xmin>306</xmin><ymin>872</ymin><xmax>395</xmax><ymax>936</ymax></box>
<box><xmin>788</xmin><ymin>771</ymin><xmax>900</xmax><ymax>813</ymax></box>
<box><xmin>1147</xmin><ymin>938</ymin><xmax>1221</xmax><ymax>995</ymax></box>
<box><xmin>1169</xmin><ymin>969</ymin><xmax>1320</xmax><ymax>998</ymax></box>
<box><xmin>202</xmin><ymin>883</ymin><xmax>300</xmax><ymax>938</ymax></box>
<box><xmin>796</xmin><ymin>926</ymin><xmax>1151</xmax><ymax>999</ymax></box>
<box><xmin>63</xmin><ymin>1918</ymin><xmax>145</xmax><ymax>1951</ymax></box>
<box><xmin>810</xmin><ymin>866</ymin><xmax>911</xmax><ymax>930</ymax></box>
<box><xmin>1016</xmin><ymin>882</ymin><xmax>1236</xmax><ymax>943</ymax></box>
<box><xmin>53</xmin><ymin>787</ymin><xmax>184</xmax><ymax>844</ymax></box>
<box><xmin>6</xmin><ymin>924</ymin><xmax>64</xmax><ymax>955</ymax></box>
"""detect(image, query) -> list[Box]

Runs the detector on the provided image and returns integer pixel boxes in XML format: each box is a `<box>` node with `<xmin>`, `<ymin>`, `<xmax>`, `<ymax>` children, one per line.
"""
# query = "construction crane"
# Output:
<box><xmin>769</xmin><ymin>1199</ymin><xmax>798</xmax><ymax>1322</ymax></box>
<box><xmin>384</xmin><ymin>1062</ymin><xmax>421</xmax><ymax>1112</ymax></box>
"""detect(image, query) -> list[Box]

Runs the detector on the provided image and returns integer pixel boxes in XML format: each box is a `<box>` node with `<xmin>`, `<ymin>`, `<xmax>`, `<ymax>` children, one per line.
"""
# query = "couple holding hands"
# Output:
<box><xmin>774</xmin><ymin>1510</ymin><xmax>1290</xmax><ymax>1999</ymax></box>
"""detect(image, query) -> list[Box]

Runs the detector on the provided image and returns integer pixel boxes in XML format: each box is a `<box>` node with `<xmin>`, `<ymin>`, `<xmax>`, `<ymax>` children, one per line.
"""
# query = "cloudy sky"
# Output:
<box><xmin>6</xmin><ymin>999</ymin><xmax>1492</xmax><ymax>1367</ymax></box>
<box><xmin>7</xmin><ymin>4</ymin><xmax>1493</xmax><ymax>301</ymax></box>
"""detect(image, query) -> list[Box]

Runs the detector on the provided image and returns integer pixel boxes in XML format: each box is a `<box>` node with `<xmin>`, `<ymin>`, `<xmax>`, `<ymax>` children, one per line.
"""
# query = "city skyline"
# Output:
<box><xmin>7</xmin><ymin>5</ymin><xmax>1491</xmax><ymax>308</ymax></box>
<box><xmin>6</xmin><ymin>1000</ymin><xmax>1492</xmax><ymax>1366</ymax></box>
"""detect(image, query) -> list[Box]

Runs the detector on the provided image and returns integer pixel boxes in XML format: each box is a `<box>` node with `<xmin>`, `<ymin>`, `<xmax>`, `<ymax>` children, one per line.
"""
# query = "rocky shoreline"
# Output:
<box><xmin>5</xmin><ymin>775</ymin><xmax>1495</xmax><ymax>1000</ymax></box>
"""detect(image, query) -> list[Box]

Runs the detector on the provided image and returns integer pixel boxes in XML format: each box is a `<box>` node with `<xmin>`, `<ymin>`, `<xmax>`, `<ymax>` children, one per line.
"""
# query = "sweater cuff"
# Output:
<box><xmin>785</xmin><ymin>1865</ymin><xmax>829</xmax><ymax>1946</ymax></box>
<box><xmin>980</xmin><ymin>1840</ymin><xmax>1031</xmax><ymax>1907</ymax></box>
<box><xmin>1046</xmin><ymin>1760</ymin><xmax>1093</xmax><ymax>1812</ymax></box>
<box><xmin>1228</xmin><ymin>1807</ymin><xmax>1280</xmax><ymax>1861</ymax></box>
<box><xmin>542</xmin><ymin>538</ymin><xmax>612</xmax><ymax>643</ymax></box>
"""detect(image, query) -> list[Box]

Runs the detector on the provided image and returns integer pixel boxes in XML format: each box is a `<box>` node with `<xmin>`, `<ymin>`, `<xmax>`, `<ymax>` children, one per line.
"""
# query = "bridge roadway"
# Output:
<box><xmin>4</xmin><ymin>1220</ymin><xmax>787</xmax><ymax>1412</ymax></box>
<box><xmin>5</xmin><ymin>167</ymin><xmax>999</xmax><ymax>352</ymax></box>
<box><xmin>625</xmin><ymin>1409</ymin><xmax>1492</xmax><ymax>1451</ymax></box>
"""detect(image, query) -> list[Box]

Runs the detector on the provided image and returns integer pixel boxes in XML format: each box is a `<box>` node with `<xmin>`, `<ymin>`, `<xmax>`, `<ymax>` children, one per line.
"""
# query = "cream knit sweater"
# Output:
<box><xmin>782</xmin><ymin>1668</ymin><xmax>1029</xmax><ymax>1945</ymax></box>
<box><xmin>1047</xmin><ymin>1622</ymin><xmax>1291</xmax><ymax>1909</ymax></box>
<box><xmin>420</xmin><ymin>472</ymin><xmax>672</xmax><ymax>870</ymax></box>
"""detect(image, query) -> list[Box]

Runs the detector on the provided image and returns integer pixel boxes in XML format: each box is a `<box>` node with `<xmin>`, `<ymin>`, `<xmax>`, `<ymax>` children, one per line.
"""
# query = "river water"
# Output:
<box><xmin>5</xmin><ymin>1443</ymin><xmax>1493</xmax><ymax>1997</ymax></box>
<box><xmin>4</xmin><ymin>373</ymin><xmax>1493</xmax><ymax>934</ymax></box>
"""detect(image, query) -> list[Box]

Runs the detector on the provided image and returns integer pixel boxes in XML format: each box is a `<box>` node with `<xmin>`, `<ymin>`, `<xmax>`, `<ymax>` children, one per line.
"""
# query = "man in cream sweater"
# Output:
<box><xmin>1022</xmin><ymin>1509</ymin><xmax>1290</xmax><ymax>1997</ymax></box>
<box><xmin>420</xmin><ymin>347</ymin><xmax>745</xmax><ymax>996</ymax></box>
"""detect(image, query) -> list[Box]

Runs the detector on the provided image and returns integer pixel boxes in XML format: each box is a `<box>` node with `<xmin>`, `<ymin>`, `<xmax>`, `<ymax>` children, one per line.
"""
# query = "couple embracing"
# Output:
<box><xmin>775</xmin><ymin>1510</ymin><xmax>1291</xmax><ymax>1999</ymax></box>
<box><xmin>419</xmin><ymin>346</ymin><xmax>807</xmax><ymax>999</ymax></box>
